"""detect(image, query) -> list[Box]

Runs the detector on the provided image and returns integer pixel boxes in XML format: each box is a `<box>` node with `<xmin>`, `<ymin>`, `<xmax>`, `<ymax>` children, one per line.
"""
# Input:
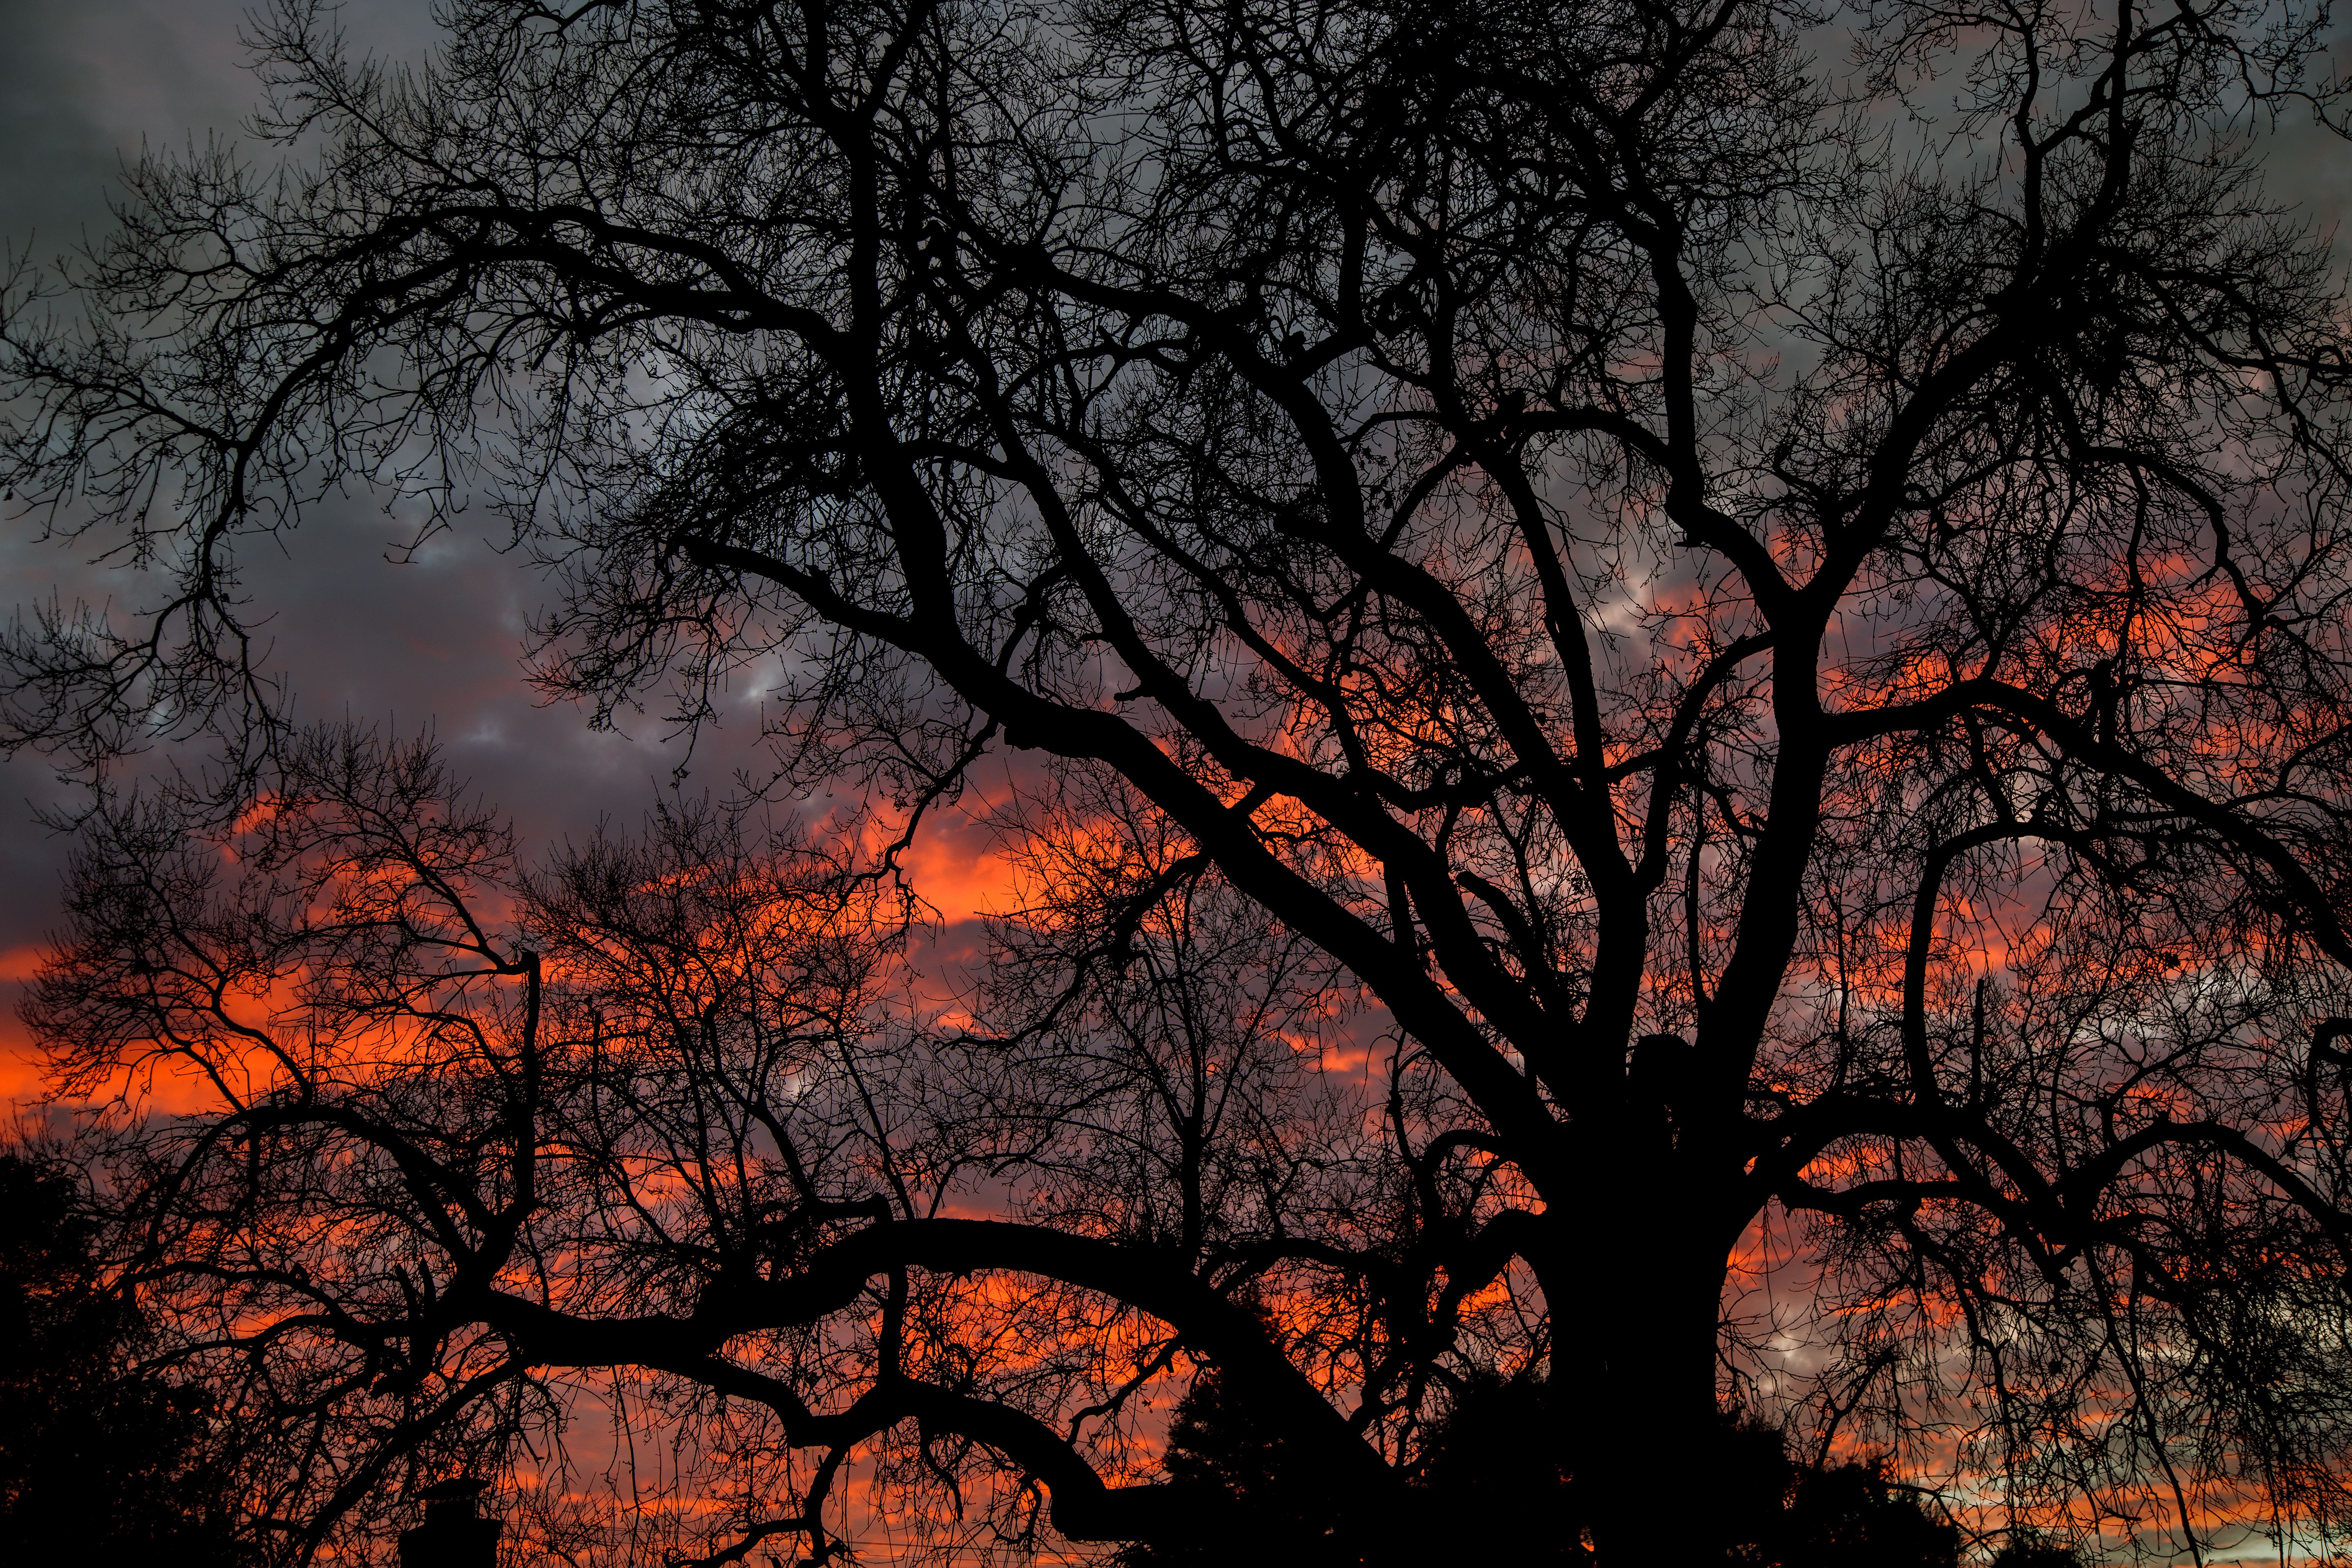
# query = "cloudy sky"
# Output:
<box><xmin>0</xmin><ymin>1</ymin><xmax>2348</xmax><ymax>1108</ymax></box>
<box><xmin>0</xmin><ymin>0</ymin><xmax>1021</xmax><ymax>1105</ymax></box>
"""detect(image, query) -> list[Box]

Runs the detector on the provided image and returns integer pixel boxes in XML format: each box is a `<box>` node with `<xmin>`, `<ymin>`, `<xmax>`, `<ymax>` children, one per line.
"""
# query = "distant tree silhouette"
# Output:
<box><xmin>1412</xmin><ymin>1375</ymin><xmax>1578</xmax><ymax>1563</ymax></box>
<box><xmin>1987</xmin><ymin>1539</ymin><xmax>2087</xmax><ymax>1568</ymax></box>
<box><xmin>1117</xmin><ymin>1366</ymin><xmax>1574</xmax><ymax>1567</ymax></box>
<box><xmin>1123</xmin><ymin>1362</ymin><xmax>1966</xmax><ymax>1568</ymax></box>
<box><xmin>1751</xmin><ymin>1462</ymin><xmax>1959</xmax><ymax>1568</ymax></box>
<box><xmin>0</xmin><ymin>1153</ymin><xmax>247</xmax><ymax>1564</ymax></box>
<box><xmin>1111</xmin><ymin>1364</ymin><xmax>1341</xmax><ymax>1567</ymax></box>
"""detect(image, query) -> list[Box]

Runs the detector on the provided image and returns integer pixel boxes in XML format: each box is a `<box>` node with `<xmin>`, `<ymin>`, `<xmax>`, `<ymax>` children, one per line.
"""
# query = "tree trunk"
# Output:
<box><xmin>1550</xmin><ymin>1202</ymin><xmax>1733</xmax><ymax>1567</ymax></box>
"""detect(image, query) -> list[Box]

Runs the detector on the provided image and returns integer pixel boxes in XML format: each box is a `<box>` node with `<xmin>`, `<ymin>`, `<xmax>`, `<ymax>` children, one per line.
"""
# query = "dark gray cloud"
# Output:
<box><xmin>0</xmin><ymin>4</ymin><xmax>118</xmax><ymax>266</ymax></box>
<box><xmin>0</xmin><ymin>0</ymin><xmax>296</xmax><ymax>1093</ymax></box>
<box><xmin>0</xmin><ymin>1</ymin><xmax>786</xmax><ymax>1099</ymax></box>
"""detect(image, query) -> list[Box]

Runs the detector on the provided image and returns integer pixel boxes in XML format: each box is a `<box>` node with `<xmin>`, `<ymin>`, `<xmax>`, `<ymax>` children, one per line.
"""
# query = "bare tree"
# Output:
<box><xmin>9</xmin><ymin>0</ymin><xmax>2352</xmax><ymax>1560</ymax></box>
<box><xmin>33</xmin><ymin>727</ymin><xmax>1423</xmax><ymax>1565</ymax></box>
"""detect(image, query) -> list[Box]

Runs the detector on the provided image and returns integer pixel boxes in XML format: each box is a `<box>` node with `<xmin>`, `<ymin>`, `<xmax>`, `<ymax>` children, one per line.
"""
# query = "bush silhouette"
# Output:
<box><xmin>1751</xmin><ymin>1461</ymin><xmax>1959</xmax><ymax>1568</ymax></box>
<box><xmin>1120</xmin><ymin>1368</ymin><xmax>1968</xmax><ymax>1568</ymax></box>
<box><xmin>0</xmin><ymin>1154</ymin><xmax>247</xmax><ymax>1563</ymax></box>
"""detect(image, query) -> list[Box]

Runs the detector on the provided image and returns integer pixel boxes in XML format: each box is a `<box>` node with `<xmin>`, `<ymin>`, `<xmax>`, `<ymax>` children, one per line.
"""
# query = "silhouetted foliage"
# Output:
<box><xmin>1414</xmin><ymin>1376</ymin><xmax>1578</xmax><ymax>1564</ymax></box>
<box><xmin>1118</xmin><ymin>1366</ymin><xmax>1577</xmax><ymax>1568</ymax></box>
<box><xmin>0</xmin><ymin>1154</ymin><xmax>247</xmax><ymax>1564</ymax></box>
<box><xmin>1113</xmin><ymin>1366</ymin><xmax>1343</xmax><ymax>1568</ymax></box>
<box><xmin>1987</xmin><ymin>1539</ymin><xmax>2088</xmax><ymax>1568</ymax></box>
<box><xmin>1123</xmin><ymin>1368</ymin><xmax>1972</xmax><ymax>1568</ymax></box>
<box><xmin>1753</xmin><ymin>1463</ymin><xmax>1959</xmax><ymax>1568</ymax></box>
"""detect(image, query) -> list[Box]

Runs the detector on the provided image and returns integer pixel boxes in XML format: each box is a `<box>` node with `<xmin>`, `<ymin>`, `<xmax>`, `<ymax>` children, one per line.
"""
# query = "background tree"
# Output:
<box><xmin>0</xmin><ymin>1151</ymin><xmax>251</xmax><ymax>1564</ymax></box>
<box><xmin>1118</xmin><ymin>1369</ymin><xmax>1976</xmax><ymax>1568</ymax></box>
<box><xmin>8</xmin><ymin>0</ymin><xmax>2352</xmax><ymax>1561</ymax></box>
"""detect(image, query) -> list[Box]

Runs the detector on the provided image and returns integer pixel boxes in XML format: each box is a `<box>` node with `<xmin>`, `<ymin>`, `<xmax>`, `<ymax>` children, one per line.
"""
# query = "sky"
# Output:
<box><xmin>0</xmin><ymin>0</ymin><xmax>1017</xmax><ymax>1106</ymax></box>
<box><xmin>0</xmin><ymin>1</ymin><xmax>561</xmax><ymax>1100</ymax></box>
<box><xmin>0</xmin><ymin>0</ymin><xmax>2347</xmax><ymax>1113</ymax></box>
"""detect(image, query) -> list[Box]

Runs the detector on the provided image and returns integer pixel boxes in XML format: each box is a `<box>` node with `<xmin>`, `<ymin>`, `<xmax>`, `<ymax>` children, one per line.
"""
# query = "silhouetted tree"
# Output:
<box><xmin>1756</xmin><ymin>1463</ymin><xmax>1959</xmax><ymax>1568</ymax></box>
<box><xmin>0</xmin><ymin>1153</ymin><xmax>248</xmax><ymax>1564</ymax></box>
<box><xmin>1126</xmin><ymin>1370</ymin><xmax>1972</xmax><ymax>1568</ymax></box>
<box><xmin>1987</xmin><ymin>1539</ymin><xmax>2088</xmax><ymax>1568</ymax></box>
<box><xmin>1112</xmin><ymin>1365</ymin><xmax>1343</xmax><ymax>1568</ymax></box>
<box><xmin>7</xmin><ymin>0</ymin><xmax>2352</xmax><ymax>1561</ymax></box>
<box><xmin>1412</xmin><ymin>1375</ymin><xmax>1578</xmax><ymax>1564</ymax></box>
<box><xmin>1118</xmin><ymin>1365</ymin><xmax>1575</xmax><ymax>1567</ymax></box>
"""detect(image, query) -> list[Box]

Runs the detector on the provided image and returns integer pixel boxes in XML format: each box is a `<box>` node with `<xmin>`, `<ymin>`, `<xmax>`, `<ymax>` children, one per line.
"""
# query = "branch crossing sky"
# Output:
<box><xmin>0</xmin><ymin>0</ymin><xmax>2346</xmax><ymax>1105</ymax></box>
<box><xmin>0</xmin><ymin>0</ymin><xmax>1018</xmax><ymax>1103</ymax></box>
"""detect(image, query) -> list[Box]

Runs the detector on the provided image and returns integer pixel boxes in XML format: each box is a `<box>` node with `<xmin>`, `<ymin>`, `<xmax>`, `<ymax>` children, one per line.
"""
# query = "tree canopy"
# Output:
<box><xmin>7</xmin><ymin>0</ymin><xmax>2352</xmax><ymax>1561</ymax></box>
